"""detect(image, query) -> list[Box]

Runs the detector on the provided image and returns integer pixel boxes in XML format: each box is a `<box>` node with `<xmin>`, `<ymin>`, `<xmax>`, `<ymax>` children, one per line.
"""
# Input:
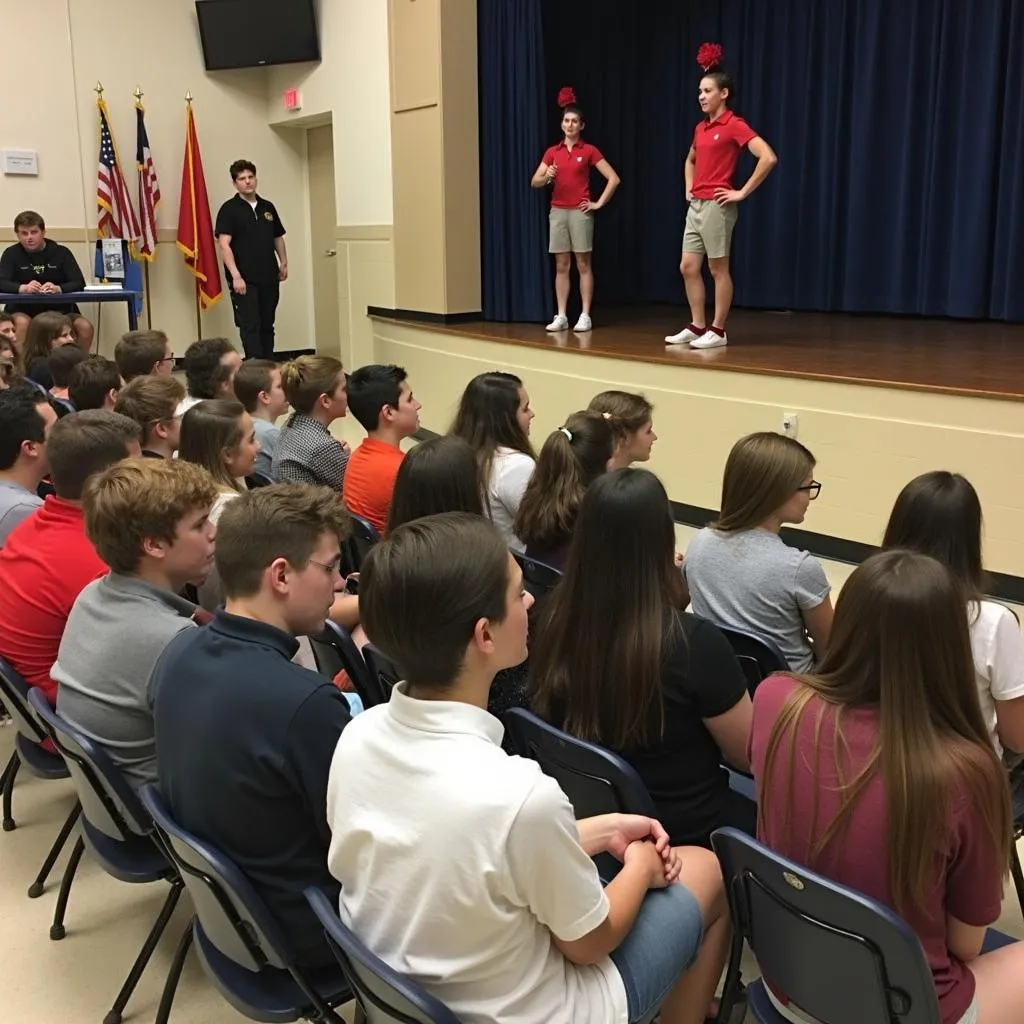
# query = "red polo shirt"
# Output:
<box><xmin>342</xmin><ymin>438</ymin><xmax>405</xmax><ymax>536</ymax></box>
<box><xmin>542</xmin><ymin>139</ymin><xmax>605</xmax><ymax>209</ymax></box>
<box><xmin>690</xmin><ymin>110</ymin><xmax>757</xmax><ymax>199</ymax></box>
<box><xmin>0</xmin><ymin>497</ymin><xmax>106</xmax><ymax>704</ymax></box>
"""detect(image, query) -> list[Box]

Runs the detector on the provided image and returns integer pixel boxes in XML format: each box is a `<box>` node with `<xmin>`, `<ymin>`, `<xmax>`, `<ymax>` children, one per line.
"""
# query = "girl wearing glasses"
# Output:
<box><xmin>683</xmin><ymin>432</ymin><xmax>832</xmax><ymax>671</ymax></box>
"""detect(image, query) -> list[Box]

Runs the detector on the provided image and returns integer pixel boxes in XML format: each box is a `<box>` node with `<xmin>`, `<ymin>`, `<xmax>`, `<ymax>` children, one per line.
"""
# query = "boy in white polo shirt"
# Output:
<box><xmin>326</xmin><ymin>512</ymin><xmax>731</xmax><ymax>1024</ymax></box>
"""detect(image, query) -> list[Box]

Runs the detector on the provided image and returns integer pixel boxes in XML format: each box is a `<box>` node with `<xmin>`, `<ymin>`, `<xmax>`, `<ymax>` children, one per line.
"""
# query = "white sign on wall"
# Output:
<box><xmin>2</xmin><ymin>150</ymin><xmax>39</xmax><ymax>176</ymax></box>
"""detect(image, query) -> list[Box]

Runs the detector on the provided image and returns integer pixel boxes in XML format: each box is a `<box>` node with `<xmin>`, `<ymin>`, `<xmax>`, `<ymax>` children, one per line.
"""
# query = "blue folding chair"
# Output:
<box><xmin>716</xmin><ymin>625</ymin><xmax>789</xmax><ymax>695</ymax></box>
<box><xmin>343</xmin><ymin>514</ymin><xmax>382</xmax><ymax>575</ymax></box>
<box><xmin>305</xmin><ymin>888</ymin><xmax>462</xmax><ymax>1024</ymax></box>
<box><xmin>708</xmin><ymin>827</ymin><xmax>1020</xmax><ymax>1023</ymax></box>
<box><xmin>0</xmin><ymin>657</ymin><xmax>82</xmax><ymax>899</ymax></box>
<box><xmin>139</xmin><ymin>784</ymin><xmax>350</xmax><ymax>1023</ymax></box>
<box><xmin>510</xmin><ymin>550</ymin><xmax>562</xmax><ymax>600</ymax></box>
<box><xmin>308</xmin><ymin>620</ymin><xmax>381</xmax><ymax>708</ymax></box>
<box><xmin>28</xmin><ymin>688</ymin><xmax>184</xmax><ymax>1024</ymax></box>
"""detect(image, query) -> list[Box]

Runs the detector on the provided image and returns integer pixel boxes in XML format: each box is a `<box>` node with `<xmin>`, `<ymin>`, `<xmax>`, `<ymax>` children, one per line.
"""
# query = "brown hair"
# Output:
<box><xmin>881</xmin><ymin>471</ymin><xmax>987</xmax><ymax>606</ymax></box>
<box><xmin>513</xmin><ymin>410</ymin><xmax>614</xmax><ymax>551</ymax></box>
<box><xmin>115</xmin><ymin>330</ymin><xmax>169</xmax><ymax>381</ymax></box>
<box><xmin>83</xmin><ymin>458</ymin><xmax>218</xmax><ymax>573</ymax></box>
<box><xmin>713</xmin><ymin>431</ymin><xmax>815</xmax><ymax>533</ymax></box>
<box><xmin>183</xmin><ymin>337</ymin><xmax>237</xmax><ymax>400</ymax></box>
<box><xmin>178</xmin><ymin>399</ymin><xmax>248</xmax><ymax>492</ymax></box>
<box><xmin>362</xmin><ymin>513</ymin><xmax>511</xmax><ymax>689</ymax></box>
<box><xmin>531</xmin><ymin>469</ymin><xmax>685</xmax><ymax>749</ymax></box>
<box><xmin>45</xmin><ymin>410</ymin><xmax>141</xmax><ymax>500</ymax></box>
<box><xmin>758</xmin><ymin>550</ymin><xmax>1011</xmax><ymax>916</ymax></box>
<box><xmin>14</xmin><ymin>210</ymin><xmax>45</xmax><ymax>231</ymax></box>
<box><xmin>48</xmin><ymin>344</ymin><xmax>88</xmax><ymax>388</ymax></box>
<box><xmin>68</xmin><ymin>356</ymin><xmax>122</xmax><ymax>411</ymax></box>
<box><xmin>114</xmin><ymin>376</ymin><xmax>185</xmax><ymax>445</ymax></box>
<box><xmin>214</xmin><ymin>483</ymin><xmax>351</xmax><ymax>599</ymax></box>
<box><xmin>387</xmin><ymin>436</ymin><xmax>484</xmax><ymax>533</ymax></box>
<box><xmin>587</xmin><ymin>390</ymin><xmax>653</xmax><ymax>443</ymax></box>
<box><xmin>234</xmin><ymin>359</ymin><xmax>279</xmax><ymax>414</ymax></box>
<box><xmin>279</xmin><ymin>355</ymin><xmax>344</xmax><ymax>415</ymax></box>
<box><xmin>21</xmin><ymin>312</ymin><xmax>72</xmax><ymax>372</ymax></box>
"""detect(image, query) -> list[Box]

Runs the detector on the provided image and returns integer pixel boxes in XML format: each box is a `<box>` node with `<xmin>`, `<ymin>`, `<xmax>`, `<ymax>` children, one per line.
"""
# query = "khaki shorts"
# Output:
<box><xmin>682</xmin><ymin>198</ymin><xmax>738</xmax><ymax>259</ymax></box>
<box><xmin>549</xmin><ymin>207</ymin><xmax>594</xmax><ymax>253</ymax></box>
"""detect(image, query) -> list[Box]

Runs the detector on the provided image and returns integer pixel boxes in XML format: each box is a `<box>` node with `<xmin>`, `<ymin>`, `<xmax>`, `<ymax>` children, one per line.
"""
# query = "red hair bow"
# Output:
<box><xmin>557</xmin><ymin>86</ymin><xmax>577</xmax><ymax>108</ymax></box>
<box><xmin>696</xmin><ymin>42</ymin><xmax>724</xmax><ymax>71</ymax></box>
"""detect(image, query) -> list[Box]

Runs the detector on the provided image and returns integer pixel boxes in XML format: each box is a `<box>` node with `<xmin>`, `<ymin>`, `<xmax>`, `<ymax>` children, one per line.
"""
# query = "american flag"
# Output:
<box><xmin>97</xmin><ymin>98</ymin><xmax>140</xmax><ymax>241</ymax></box>
<box><xmin>135</xmin><ymin>101</ymin><xmax>161</xmax><ymax>261</ymax></box>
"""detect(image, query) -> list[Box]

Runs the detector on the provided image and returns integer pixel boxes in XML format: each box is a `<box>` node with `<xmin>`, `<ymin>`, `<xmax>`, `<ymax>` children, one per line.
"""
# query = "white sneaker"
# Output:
<box><xmin>573</xmin><ymin>313</ymin><xmax>592</xmax><ymax>332</ymax></box>
<box><xmin>545</xmin><ymin>314</ymin><xmax>569</xmax><ymax>332</ymax></box>
<box><xmin>665</xmin><ymin>325</ymin><xmax>705</xmax><ymax>345</ymax></box>
<box><xmin>690</xmin><ymin>329</ymin><xmax>728</xmax><ymax>349</ymax></box>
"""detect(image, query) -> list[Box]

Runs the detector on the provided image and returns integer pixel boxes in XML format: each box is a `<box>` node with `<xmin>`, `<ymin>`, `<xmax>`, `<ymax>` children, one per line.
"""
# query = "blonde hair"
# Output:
<box><xmin>114</xmin><ymin>376</ymin><xmax>185</xmax><ymax>445</ymax></box>
<box><xmin>713</xmin><ymin>432</ymin><xmax>815</xmax><ymax>533</ymax></box>
<box><xmin>83</xmin><ymin>457</ymin><xmax>218</xmax><ymax>574</ymax></box>
<box><xmin>280</xmin><ymin>355</ymin><xmax>344</xmax><ymax>415</ymax></box>
<box><xmin>587</xmin><ymin>390</ymin><xmax>653</xmax><ymax>443</ymax></box>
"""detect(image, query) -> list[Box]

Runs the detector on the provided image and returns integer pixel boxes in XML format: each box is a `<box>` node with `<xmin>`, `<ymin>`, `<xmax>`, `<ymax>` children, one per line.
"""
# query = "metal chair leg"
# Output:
<box><xmin>29</xmin><ymin>799</ymin><xmax>81</xmax><ymax>898</ymax></box>
<box><xmin>50</xmin><ymin>833</ymin><xmax>85</xmax><ymax>940</ymax></box>
<box><xmin>103</xmin><ymin>878</ymin><xmax>183</xmax><ymax>1024</ymax></box>
<box><xmin>2</xmin><ymin>750</ymin><xmax>20</xmax><ymax>830</ymax></box>
<box><xmin>155</xmin><ymin>922</ymin><xmax>193</xmax><ymax>1024</ymax></box>
<box><xmin>715</xmin><ymin>924</ymin><xmax>746</xmax><ymax>1024</ymax></box>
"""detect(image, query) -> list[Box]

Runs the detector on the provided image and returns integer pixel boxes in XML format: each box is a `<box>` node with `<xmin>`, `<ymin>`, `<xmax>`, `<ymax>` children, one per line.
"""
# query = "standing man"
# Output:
<box><xmin>531</xmin><ymin>88</ymin><xmax>619</xmax><ymax>334</ymax></box>
<box><xmin>0</xmin><ymin>211</ymin><xmax>93</xmax><ymax>352</ymax></box>
<box><xmin>214</xmin><ymin>160</ymin><xmax>287</xmax><ymax>360</ymax></box>
<box><xmin>666</xmin><ymin>47</ymin><xmax>777</xmax><ymax>350</ymax></box>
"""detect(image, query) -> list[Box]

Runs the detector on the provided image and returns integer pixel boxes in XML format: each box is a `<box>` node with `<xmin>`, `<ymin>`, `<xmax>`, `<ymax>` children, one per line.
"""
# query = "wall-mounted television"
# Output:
<box><xmin>195</xmin><ymin>0</ymin><xmax>320</xmax><ymax>71</ymax></box>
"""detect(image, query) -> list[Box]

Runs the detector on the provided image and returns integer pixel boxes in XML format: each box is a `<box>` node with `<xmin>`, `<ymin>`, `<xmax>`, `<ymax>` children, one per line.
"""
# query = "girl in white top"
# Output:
<box><xmin>450</xmin><ymin>371</ymin><xmax>536</xmax><ymax>549</ymax></box>
<box><xmin>883</xmin><ymin>471</ymin><xmax>1024</xmax><ymax>757</ymax></box>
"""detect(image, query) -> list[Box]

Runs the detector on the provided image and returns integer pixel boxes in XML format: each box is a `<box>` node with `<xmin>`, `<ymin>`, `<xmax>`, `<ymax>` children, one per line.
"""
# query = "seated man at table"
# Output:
<box><xmin>0</xmin><ymin>211</ymin><xmax>93</xmax><ymax>351</ymax></box>
<box><xmin>151</xmin><ymin>483</ymin><xmax>352</xmax><ymax>968</ymax></box>
<box><xmin>0</xmin><ymin>410</ymin><xmax>141</xmax><ymax>703</ymax></box>
<box><xmin>55</xmin><ymin>458</ymin><xmax>217</xmax><ymax>787</ymax></box>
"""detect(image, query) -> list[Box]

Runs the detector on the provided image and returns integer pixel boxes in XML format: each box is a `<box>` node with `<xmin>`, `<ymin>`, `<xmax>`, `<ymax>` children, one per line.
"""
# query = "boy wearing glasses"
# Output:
<box><xmin>114</xmin><ymin>329</ymin><xmax>176</xmax><ymax>382</ymax></box>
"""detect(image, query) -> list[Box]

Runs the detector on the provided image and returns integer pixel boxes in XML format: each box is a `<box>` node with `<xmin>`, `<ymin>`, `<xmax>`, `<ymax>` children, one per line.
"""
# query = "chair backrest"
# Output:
<box><xmin>308</xmin><ymin>620</ymin><xmax>382</xmax><ymax>708</ymax></box>
<box><xmin>716</xmin><ymin>625</ymin><xmax>789</xmax><ymax>694</ymax></box>
<box><xmin>27</xmin><ymin>688</ymin><xmax>149</xmax><ymax>840</ymax></box>
<box><xmin>510</xmin><ymin>550</ymin><xmax>562</xmax><ymax>600</ymax></box>
<box><xmin>504</xmin><ymin>708</ymin><xmax>657</xmax><ymax>819</ymax></box>
<box><xmin>710</xmin><ymin>827</ymin><xmax>941</xmax><ymax>1024</ymax></box>
<box><xmin>139</xmin><ymin>783</ymin><xmax>294</xmax><ymax>973</ymax></box>
<box><xmin>305</xmin><ymin>888</ymin><xmax>462</xmax><ymax>1024</ymax></box>
<box><xmin>0</xmin><ymin>657</ymin><xmax>50</xmax><ymax>744</ymax></box>
<box><xmin>245</xmin><ymin>471</ymin><xmax>275</xmax><ymax>489</ymax></box>
<box><xmin>343</xmin><ymin>514</ymin><xmax>382</xmax><ymax>574</ymax></box>
<box><xmin>361</xmin><ymin>645</ymin><xmax>400</xmax><ymax>707</ymax></box>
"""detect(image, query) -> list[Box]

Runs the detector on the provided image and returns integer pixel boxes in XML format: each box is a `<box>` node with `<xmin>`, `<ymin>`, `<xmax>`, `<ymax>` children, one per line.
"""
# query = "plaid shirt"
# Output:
<box><xmin>271</xmin><ymin>413</ymin><xmax>349</xmax><ymax>494</ymax></box>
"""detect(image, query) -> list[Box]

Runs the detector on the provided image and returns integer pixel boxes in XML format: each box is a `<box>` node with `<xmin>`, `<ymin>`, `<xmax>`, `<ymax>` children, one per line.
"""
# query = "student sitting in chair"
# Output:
<box><xmin>234</xmin><ymin>358</ymin><xmax>290</xmax><ymax>481</ymax></box>
<box><xmin>114</xmin><ymin>329</ymin><xmax>175</xmax><ymax>382</ymax></box>
<box><xmin>67</xmin><ymin>356</ymin><xmax>122</xmax><ymax>412</ymax></box>
<box><xmin>114</xmin><ymin>376</ymin><xmax>186</xmax><ymax>459</ymax></box>
<box><xmin>0</xmin><ymin>384</ymin><xmax>58</xmax><ymax>545</ymax></box>
<box><xmin>326</xmin><ymin>512</ymin><xmax>732</xmax><ymax>1024</ymax></box>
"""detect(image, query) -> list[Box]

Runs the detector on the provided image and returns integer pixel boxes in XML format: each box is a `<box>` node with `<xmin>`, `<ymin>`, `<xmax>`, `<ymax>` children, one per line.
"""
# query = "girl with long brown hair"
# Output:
<box><xmin>684</xmin><ymin>431</ymin><xmax>833</xmax><ymax>670</ymax></box>
<box><xmin>513</xmin><ymin>410</ymin><xmax>614</xmax><ymax>569</ymax></box>
<box><xmin>21</xmin><ymin>311</ymin><xmax>75</xmax><ymax>390</ymax></box>
<box><xmin>751</xmin><ymin>550</ymin><xmax>1023</xmax><ymax>1024</ymax></box>
<box><xmin>531</xmin><ymin>468</ymin><xmax>753</xmax><ymax>847</ymax></box>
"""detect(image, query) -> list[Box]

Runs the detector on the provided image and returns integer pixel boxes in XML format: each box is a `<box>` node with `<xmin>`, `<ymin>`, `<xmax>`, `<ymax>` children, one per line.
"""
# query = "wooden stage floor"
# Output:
<box><xmin>391</xmin><ymin>308</ymin><xmax>1024</xmax><ymax>401</ymax></box>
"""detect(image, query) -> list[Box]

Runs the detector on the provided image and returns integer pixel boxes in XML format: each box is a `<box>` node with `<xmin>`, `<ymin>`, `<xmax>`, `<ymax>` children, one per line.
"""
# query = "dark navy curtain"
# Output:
<box><xmin>478</xmin><ymin>0</ymin><xmax>1024</xmax><ymax>322</ymax></box>
<box><xmin>478</xmin><ymin>0</ymin><xmax>551</xmax><ymax>321</ymax></box>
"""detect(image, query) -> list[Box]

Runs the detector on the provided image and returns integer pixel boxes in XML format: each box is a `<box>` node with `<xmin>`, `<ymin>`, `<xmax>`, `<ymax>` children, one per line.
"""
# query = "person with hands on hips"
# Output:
<box><xmin>666</xmin><ymin>44</ymin><xmax>777</xmax><ymax>350</ymax></box>
<box><xmin>532</xmin><ymin>87</ymin><xmax>620</xmax><ymax>334</ymax></box>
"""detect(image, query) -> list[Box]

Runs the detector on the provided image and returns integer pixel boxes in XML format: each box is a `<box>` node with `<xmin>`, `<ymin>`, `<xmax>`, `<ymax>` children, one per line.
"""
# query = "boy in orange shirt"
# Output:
<box><xmin>342</xmin><ymin>364</ymin><xmax>422</xmax><ymax>534</ymax></box>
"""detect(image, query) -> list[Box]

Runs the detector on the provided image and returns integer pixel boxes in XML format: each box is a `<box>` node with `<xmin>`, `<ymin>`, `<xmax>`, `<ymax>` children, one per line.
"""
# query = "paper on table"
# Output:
<box><xmin>84</xmin><ymin>282</ymin><xmax>123</xmax><ymax>291</ymax></box>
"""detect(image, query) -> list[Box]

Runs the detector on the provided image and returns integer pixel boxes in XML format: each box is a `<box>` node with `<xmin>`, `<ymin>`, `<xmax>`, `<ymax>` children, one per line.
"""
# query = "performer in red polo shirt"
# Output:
<box><xmin>531</xmin><ymin>88</ymin><xmax>620</xmax><ymax>334</ymax></box>
<box><xmin>666</xmin><ymin>45</ymin><xmax>778</xmax><ymax>350</ymax></box>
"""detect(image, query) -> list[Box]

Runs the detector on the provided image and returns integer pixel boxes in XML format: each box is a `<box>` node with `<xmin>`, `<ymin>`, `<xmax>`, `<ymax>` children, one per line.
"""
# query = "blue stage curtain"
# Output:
<box><xmin>478</xmin><ymin>0</ymin><xmax>551</xmax><ymax>322</ymax></box>
<box><xmin>475</xmin><ymin>0</ymin><xmax>1024</xmax><ymax>322</ymax></box>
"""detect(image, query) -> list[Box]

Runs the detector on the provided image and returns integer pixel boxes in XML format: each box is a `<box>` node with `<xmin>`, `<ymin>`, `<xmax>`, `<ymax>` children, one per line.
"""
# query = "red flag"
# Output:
<box><xmin>176</xmin><ymin>103</ymin><xmax>222</xmax><ymax>310</ymax></box>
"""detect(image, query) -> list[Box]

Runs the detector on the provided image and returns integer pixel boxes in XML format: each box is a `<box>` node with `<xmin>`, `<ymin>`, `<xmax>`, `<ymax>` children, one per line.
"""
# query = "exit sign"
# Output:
<box><xmin>283</xmin><ymin>89</ymin><xmax>302</xmax><ymax>111</ymax></box>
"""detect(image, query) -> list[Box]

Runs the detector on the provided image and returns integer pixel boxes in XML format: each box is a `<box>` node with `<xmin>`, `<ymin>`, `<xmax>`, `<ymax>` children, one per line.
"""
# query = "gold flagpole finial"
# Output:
<box><xmin>94</xmin><ymin>81</ymin><xmax>104</xmax><ymax>98</ymax></box>
<box><xmin>133</xmin><ymin>86</ymin><xmax>143</xmax><ymax>103</ymax></box>
<box><xmin>184</xmin><ymin>90</ymin><xmax>193</xmax><ymax>105</ymax></box>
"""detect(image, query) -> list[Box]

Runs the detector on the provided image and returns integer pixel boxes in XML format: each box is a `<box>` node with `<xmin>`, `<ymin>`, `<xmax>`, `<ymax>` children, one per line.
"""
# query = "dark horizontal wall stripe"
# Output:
<box><xmin>409</xmin><ymin>431</ymin><xmax>1024</xmax><ymax>604</ymax></box>
<box><xmin>368</xmin><ymin>306</ymin><xmax>482</xmax><ymax>326</ymax></box>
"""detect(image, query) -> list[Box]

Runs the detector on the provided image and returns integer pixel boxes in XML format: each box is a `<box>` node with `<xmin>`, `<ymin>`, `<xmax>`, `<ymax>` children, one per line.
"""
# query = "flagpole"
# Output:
<box><xmin>133</xmin><ymin>85</ymin><xmax>154</xmax><ymax>330</ymax></box>
<box><xmin>186</xmin><ymin>90</ymin><xmax>202</xmax><ymax>340</ymax></box>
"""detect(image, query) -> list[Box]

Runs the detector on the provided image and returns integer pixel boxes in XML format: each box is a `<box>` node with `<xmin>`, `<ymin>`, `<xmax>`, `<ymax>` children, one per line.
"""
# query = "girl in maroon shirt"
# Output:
<box><xmin>751</xmin><ymin>550</ymin><xmax>1024</xmax><ymax>1024</ymax></box>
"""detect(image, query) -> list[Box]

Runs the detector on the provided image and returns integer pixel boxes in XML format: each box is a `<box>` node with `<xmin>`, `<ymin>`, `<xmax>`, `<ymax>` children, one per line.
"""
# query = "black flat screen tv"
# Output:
<box><xmin>196</xmin><ymin>0</ymin><xmax>320</xmax><ymax>70</ymax></box>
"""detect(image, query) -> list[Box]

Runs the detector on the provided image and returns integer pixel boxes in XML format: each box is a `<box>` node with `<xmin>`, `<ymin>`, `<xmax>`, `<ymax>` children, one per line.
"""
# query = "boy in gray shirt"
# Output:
<box><xmin>54</xmin><ymin>458</ymin><xmax>218</xmax><ymax>786</ymax></box>
<box><xmin>234</xmin><ymin>358</ymin><xmax>289</xmax><ymax>480</ymax></box>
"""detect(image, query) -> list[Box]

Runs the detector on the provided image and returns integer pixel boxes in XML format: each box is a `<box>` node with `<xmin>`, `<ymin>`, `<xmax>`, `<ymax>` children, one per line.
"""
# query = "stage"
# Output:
<box><xmin>381</xmin><ymin>308</ymin><xmax>1024</xmax><ymax>402</ymax></box>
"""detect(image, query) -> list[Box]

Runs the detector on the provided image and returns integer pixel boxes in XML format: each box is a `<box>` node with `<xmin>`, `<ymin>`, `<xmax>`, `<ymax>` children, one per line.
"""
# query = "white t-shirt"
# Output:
<box><xmin>176</xmin><ymin>393</ymin><xmax>203</xmax><ymax>418</ymax></box>
<box><xmin>326</xmin><ymin>684</ymin><xmax>629</xmax><ymax>1024</ymax></box>
<box><xmin>488</xmin><ymin>447</ymin><xmax>535</xmax><ymax>551</ymax></box>
<box><xmin>970</xmin><ymin>600</ymin><xmax>1024</xmax><ymax>756</ymax></box>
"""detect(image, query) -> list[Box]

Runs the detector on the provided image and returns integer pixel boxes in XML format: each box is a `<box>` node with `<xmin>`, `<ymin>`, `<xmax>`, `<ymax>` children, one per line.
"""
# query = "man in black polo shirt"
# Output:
<box><xmin>0</xmin><ymin>210</ymin><xmax>92</xmax><ymax>351</ymax></box>
<box><xmin>150</xmin><ymin>482</ymin><xmax>351</xmax><ymax>968</ymax></box>
<box><xmin>214</xmin><ymin>160</ymin><xmax>287</xmax><ymax>361</ymax></box>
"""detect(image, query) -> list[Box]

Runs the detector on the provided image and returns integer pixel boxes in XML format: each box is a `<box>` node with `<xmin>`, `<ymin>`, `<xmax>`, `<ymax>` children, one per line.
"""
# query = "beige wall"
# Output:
<box><xmin>371</xmin><ymin>319</ymin><xmax>1024</xmax><ymax>583</ymax></box>
<box><xmin>0</xmin><ymin>0</ymin><xmax>313</xmax><ymax>358</ymax></box>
